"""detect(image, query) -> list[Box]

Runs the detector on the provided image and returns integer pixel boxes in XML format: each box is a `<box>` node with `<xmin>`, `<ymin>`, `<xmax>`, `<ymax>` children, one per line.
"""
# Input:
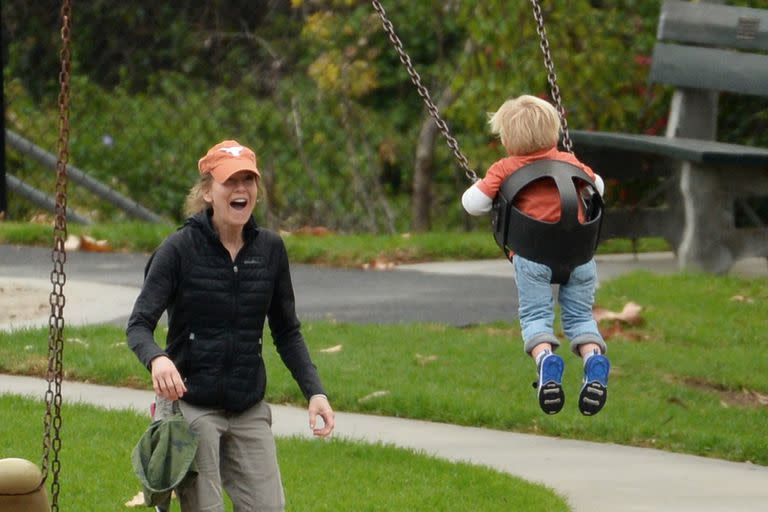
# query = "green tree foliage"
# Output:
<box><xmin>2</xmin><ymin>0</ymin><xmax>766</xmax><ymax>229</ymax></box>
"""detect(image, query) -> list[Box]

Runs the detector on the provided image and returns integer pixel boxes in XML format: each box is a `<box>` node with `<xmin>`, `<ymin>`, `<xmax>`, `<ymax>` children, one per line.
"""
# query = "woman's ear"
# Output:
<box><xmin>202</xmin><ymin>182</ymin><xmax>213</xmax><ymax>204</ymax></box>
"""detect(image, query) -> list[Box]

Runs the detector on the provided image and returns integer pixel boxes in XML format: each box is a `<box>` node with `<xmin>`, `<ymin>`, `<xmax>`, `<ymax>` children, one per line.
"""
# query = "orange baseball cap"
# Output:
<box><xmin>197</xmin><ymin>140</ymin><xmax>260</xmax><ymax>184</ymax></box>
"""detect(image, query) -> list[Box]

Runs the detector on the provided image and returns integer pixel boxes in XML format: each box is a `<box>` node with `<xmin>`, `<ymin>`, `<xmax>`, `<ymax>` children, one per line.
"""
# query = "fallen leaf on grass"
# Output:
<box><xmin>319</xmin><ymin>344</ymin><xmax>343</xmax><ymax>353</ymax></box>
<box><xmin>67</xmin><ymin>337</ymin><xmax>89</xmax><ymax>347</ymax></box>
<box><xmin>293</xmin><ymin>226</ymin><xmax>334</xmax><ymax>236</ymax></box>
<box><xmin>361</xmin><ymin>257</ymin><xmax>395</xmax><ymax>271</ymax></box>
<box><xmin>64</xmin><ymin>234</ymin><xmax>113</xmax><ymax>252</ymax></box>
<box><xmin>358</xmin><ymin>390</ymin><xmax>390</xmax><ymax>403</ymax></box>
<box><xmin>125</xmin><ymin>491</ymin><xmax>145</xmax><ymax>507</ymax></box>
<box><xmin>593</xmin><ymin>302</ymin><xmax>643</xmax><ymax>324</ymax></box>
<box><xmin>126</xmin><ymin>490</ymin><xmax>178</xmax><ymax>507</ymax></box>
<box><xmin>593</xmin><ymin>302</ymin><xmax>646</xmax><ymax>341</ymax></box>
<box><xmin>748</xmin><ymin>390</ymin><xmax>768</xmax><ymax>406</ymax></box>
<box><xmin>80</xmin><ymin>235</ymin><xmax>113</xmax><ymax>252</ymax></box>
<box><xmin>64</xmin><ymin>234</ymin><xmax>81</xmax><ymax>251</ymax></box>
<box><xmin>29</xmin><ymin>213</ymin><xmax>53</xmax><ymax>225</ymax></box>
<box><xmin>415</xmin><ymin>353</ymin><xmax>438</xmax><ymax>366</ymax></box>
<box><xmin>599</xmin><ymin>322</ymin><xmax>647</xmax><ymax>341</ymax></box>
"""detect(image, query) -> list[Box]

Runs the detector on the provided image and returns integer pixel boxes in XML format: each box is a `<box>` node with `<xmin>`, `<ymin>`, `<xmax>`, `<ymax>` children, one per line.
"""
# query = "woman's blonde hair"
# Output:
<box><xmin>183</xmin><ymin>173</ymin><xmax>213</xmax><ymax>216</ymax></box>
<box><xmin>488</xmin><ymin>95</ymin><xmax>561</xmax><ymax>155</ymax></box>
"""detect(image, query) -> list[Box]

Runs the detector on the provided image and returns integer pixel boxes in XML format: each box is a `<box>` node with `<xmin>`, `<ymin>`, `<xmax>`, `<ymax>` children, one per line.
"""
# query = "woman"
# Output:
<box><xmin>127</xmin><ymin>140</ymin><xmax>334</xmax><ymax>511</ymax></box>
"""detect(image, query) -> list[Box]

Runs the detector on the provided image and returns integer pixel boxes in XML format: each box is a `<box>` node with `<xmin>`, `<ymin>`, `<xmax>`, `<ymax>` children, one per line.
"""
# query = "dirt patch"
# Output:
<box><xmin>668</xmin><ymin>375</ymin><xmax>768</xmax><ymax>409</ymax></box>
<box><xmin>0</xmin><ymin>284</ymin><xmax>50</xmax><ymax>324</ymax></box>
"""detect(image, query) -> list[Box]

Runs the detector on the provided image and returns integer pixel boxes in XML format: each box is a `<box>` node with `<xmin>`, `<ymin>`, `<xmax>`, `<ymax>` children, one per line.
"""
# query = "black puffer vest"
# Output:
<box><xmin>127</xmin><ymin>210</ymin><xmax>324</xmax><ymax>412</ymax></box>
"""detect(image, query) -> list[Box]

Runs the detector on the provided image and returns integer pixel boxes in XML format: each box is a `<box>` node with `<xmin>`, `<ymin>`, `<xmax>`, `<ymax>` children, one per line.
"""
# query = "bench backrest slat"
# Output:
<box><xmin>649</xmin><ymin>0</ymin><xmax>768</xmax><ymax>98</ymax></box>
<box><xmin>657</xmin><ymin>0</ymin><xmax>768</xmax><ymax>52</ymax></box>
<box><xmin>650</xmin><ymin>42</ymin><xmax>768</xmax><ymax>97</ymax></box>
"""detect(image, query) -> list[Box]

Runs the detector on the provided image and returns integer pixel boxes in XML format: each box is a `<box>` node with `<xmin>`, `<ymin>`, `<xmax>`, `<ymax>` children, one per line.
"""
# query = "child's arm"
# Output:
<box><xmin>593</xmin><ymin>174</ymin><xmax>605</xmax><ymax>196</ymax></box>
<box><xmin>461</xmin><ymin>183</ymin><xmax>494</xmax><ymax>216</ymax></box>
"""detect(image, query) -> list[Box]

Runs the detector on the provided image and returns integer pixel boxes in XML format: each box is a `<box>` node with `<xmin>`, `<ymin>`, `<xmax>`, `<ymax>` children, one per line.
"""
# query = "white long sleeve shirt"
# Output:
<box><xmin>461</xmin><ymin>173</ymin><xmax>604</xmax><ymax>216</ymax></box>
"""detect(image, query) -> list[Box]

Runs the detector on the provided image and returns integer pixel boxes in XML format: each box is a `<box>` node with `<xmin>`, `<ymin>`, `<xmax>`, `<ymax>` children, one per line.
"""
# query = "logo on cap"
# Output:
<box><xmin>219</xmin><ymin>146</ymin><xmax>245</xmax><ymax>157</ymax></box>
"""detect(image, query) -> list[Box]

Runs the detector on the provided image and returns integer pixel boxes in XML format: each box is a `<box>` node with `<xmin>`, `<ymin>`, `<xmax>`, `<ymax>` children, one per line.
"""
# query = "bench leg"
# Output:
<box><xmin>677</xmin><ymin>163</ymin><xmax>735</xmax><ymax>274</ymax></box>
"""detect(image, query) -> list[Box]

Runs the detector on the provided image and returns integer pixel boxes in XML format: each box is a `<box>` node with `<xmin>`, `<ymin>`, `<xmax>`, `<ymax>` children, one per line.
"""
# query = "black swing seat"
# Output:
<box><xmin>491</xmin><ymin>159</ymin><xmax>604</xmax><ymax>284</ymax></box>
<box><xmin>0</xmin><ymin>458</ymin><xmax>50</xmax><ymax>512</ymax></box>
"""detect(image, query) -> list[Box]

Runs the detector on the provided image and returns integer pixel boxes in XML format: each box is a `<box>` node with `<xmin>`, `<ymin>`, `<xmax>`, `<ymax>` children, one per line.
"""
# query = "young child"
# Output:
<box><xmin>462</xmin><ymin>95</ymin><xmax>610</xmax><ymax>416</ymax></box>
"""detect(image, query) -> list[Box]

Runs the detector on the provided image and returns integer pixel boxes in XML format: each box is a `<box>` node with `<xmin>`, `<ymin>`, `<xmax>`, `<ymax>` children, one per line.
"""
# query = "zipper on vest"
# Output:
<box><xmin>221</xmin><ymin>262</ymin><xmax>239</xmax><ymax>403</ymax></box>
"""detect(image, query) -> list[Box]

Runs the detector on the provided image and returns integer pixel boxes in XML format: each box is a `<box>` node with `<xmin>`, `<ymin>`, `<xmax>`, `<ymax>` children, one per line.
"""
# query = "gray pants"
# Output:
<box><xmin>156</xmin><ymin>397</ymin><xmax>285</xmax><ymax>512</ymax></box>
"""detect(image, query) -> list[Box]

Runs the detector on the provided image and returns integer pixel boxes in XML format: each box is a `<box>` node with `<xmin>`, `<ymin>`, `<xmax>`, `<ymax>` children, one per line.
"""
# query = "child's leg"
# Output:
<box><xmin>577</xmin><ymin>342</ymin><xmax>602</xmax><ymax>358</ymax></box>
<box><xmin>530</xmin><ymin>343</ymin><xmax>554</xmax><ymax>361</ymax></box>
<box><xmin>513</xmin><ymin>255</ymin><xmax>560</xmax><ymax>354</ymax></box>
<box><xmin>513</xmin><ymin>255</ymin><xmax>564</xmax><ymax>414</ymax></box>
<box><xmin>557</xmin><ymin>259</ymin><xmax>605</xmax><ymax>355</ymax></box>
<box><xmin>559</xmin><ymin>259</ymin><xmax>610</xmax><ymax>415</ymax></box>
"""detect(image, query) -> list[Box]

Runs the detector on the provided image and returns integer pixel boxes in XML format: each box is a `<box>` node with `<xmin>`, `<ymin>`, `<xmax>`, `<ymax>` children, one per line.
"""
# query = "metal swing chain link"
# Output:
<box><xmin>530</xmin><ymin>0</ymin><xmax>573</xmax><ymax>153</ymax></box>
<box><xmin>370</xmin><ymin>0</ymin><xmax>479</xmax><ymax>183</ymax></box>
<box><xmin>42</xmin><ymin>0</ymin><xmax>72</xmax><ymax>508</ymax></box>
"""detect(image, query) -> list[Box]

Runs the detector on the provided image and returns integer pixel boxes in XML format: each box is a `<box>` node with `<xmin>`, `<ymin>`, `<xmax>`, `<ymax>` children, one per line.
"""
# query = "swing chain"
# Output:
<box><xmin>530</xmin><ymin>0</ymin><xmax>573</xmax><ymax>153</ymax></box>
<box><xmin>370</xmin><ymin>0</ymin><xmax>479</xmax><ymax>183</ymax></box>
<box><xmin>42</xmin><ymin>0</ymin><xmax>72</xmax><ymax>508</ymax></box>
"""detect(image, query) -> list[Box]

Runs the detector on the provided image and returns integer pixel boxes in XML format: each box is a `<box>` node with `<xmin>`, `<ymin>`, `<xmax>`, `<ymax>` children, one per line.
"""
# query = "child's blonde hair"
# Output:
<box><xmin>183</xmin><ymin>173</ymin><xmax>214</xmax><ymax>216</ymax></box>
<box><xmin>488</xmin><ymin>95</ymin><xmax>561</xmax><ymax>155</ymax></box>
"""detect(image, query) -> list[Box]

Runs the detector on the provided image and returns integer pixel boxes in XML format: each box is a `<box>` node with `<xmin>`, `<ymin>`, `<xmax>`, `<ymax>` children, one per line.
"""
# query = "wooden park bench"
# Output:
<box><xmin>571</xmin><ymin>0</ymin><xmax>768</xmax><ymax>273</ymax></box>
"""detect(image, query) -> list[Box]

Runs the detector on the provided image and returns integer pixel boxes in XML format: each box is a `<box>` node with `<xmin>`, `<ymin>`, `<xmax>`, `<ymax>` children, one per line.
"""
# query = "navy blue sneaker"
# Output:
<box><xmin>579</xmin><ymin>354</ymin><xmax>610</xmax><ymax>416</ymax></box>
<box><xmin>533</xmin><ymin>352</ymin><xmax>565</xmax><ymax>414</ymax></box>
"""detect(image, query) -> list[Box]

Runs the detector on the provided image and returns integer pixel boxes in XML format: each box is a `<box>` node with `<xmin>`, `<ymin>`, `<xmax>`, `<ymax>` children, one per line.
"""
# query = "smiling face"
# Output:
<box><xmin>203</xmin><ymin>170</ymin><xmax>259</xmax><ymax>231</ymax></box>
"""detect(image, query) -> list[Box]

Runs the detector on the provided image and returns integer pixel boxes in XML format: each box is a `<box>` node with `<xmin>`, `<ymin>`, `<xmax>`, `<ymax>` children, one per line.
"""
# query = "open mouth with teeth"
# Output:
<box><xmin>230</xmin><ymin>198</ymin><xmax>249</xmax><ymax>210</ymax></box>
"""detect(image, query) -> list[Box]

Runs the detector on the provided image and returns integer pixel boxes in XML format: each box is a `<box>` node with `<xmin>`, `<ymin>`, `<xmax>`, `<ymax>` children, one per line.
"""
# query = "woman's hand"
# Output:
<box><xmin>150</xmin><ymin>355</ymin><xmax>187</xmax><ymax>400</ymax></box>
<box><xmin>308</xmin><ymin>395</ymin><xmax>335</xmax><ymax>437</ymax></box>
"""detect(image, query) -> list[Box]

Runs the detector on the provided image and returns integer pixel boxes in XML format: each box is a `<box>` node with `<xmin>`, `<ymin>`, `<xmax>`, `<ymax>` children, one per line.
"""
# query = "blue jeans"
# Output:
<box><xmin>513</xmin><ymin>255</ymin><xmax>606</xmax><ymax>355</ymax></box>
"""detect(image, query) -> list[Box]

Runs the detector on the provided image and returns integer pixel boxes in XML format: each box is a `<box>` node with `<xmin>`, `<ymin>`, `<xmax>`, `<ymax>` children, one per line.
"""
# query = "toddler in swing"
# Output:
<box><xmin>461</xmin><ymin>95</ymin><xmax>610</xmax><ymax>415</ymax></box>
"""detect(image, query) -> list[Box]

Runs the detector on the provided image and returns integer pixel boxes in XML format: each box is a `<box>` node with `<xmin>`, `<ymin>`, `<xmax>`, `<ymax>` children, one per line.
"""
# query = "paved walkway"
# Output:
<box><xmin>1</xmin><ymin>251</ymin><xmax>767</xmax><ymax>511</ymax></box>
<box><xmin>398</xmin><ymin>251</ymin><xmax>768</xmax><ymax>280</ymax></box>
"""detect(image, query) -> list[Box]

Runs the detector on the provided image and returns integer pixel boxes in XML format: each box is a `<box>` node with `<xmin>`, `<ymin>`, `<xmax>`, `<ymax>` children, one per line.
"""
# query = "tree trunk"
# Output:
<box><xmin>411</xmin><ymin>88</ymin><xmax>455</xmax><ymax>232</ymax></box>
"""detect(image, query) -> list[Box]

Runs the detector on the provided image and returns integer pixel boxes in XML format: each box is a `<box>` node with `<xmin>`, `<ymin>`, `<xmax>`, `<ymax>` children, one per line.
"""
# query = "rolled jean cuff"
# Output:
<box><xmin>524</xmin><ymin>332</ymin><xmax>561</xmax><ymax>355</ymax></box>
<box><xmin>570</xmin><ymin>334</ymin><xmax>606</xmax><ymax>356</ymax></box>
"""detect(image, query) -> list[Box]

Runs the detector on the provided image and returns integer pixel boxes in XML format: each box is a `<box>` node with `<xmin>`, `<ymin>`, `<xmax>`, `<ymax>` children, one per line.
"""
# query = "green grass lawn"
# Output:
<box><xmin>0</xmin><ymin>395</ymin><xmax>568</xmax><ymax>512</ymax></box>
<box><xmin>1</xmin><ymin>271</ymin><xmax>766</xmax><ymax>466</ymax></box>
<box><xmin>0</xmin><ymin>221</ymin><xmax>669</xmax><ymax>265</ymax></box>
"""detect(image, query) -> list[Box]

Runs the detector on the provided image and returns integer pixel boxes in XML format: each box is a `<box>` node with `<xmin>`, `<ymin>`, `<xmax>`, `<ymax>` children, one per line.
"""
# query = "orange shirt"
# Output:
<box><xmin>476</xmin><ymin>147</ymin><xmax>596</xmax><ymax>222</ymax></box>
